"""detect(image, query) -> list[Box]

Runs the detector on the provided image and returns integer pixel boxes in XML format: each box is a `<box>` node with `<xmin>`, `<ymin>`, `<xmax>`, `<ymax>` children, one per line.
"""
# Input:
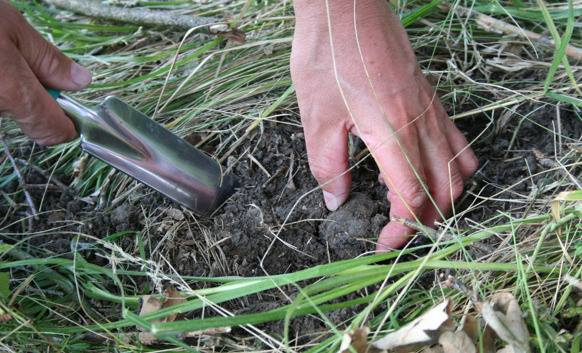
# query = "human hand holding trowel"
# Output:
<box><xmin>0</xmin><ymin>0</ymin><xmax>239</xmax><ymax>216</ymax></box>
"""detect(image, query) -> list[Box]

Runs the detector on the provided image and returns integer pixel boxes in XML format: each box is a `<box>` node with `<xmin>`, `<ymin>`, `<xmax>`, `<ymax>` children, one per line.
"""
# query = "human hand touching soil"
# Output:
<box><xmin>291</xmin><ymin>0</ymin><xmax>478</xmax><ymax>251</ymax></box>
<box><xmin>0</xmin><ymin>0</ymin><xmax>92</xmax><ymax>145</ymax></box>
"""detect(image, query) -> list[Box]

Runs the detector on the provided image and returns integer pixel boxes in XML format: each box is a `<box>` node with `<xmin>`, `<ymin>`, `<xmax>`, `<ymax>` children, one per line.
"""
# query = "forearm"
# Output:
<box><xmin>292</xmin><ymin>0</ymin><xmax>406</xmax><ymax>36</ymax></box>
<box><xmin>291</xmin><ymin>0</ymin><xmax>418</xmax><ymax>92</ymax></box>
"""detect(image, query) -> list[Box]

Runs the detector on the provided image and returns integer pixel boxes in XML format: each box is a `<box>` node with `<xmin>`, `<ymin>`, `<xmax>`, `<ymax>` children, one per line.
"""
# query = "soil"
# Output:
<box><xmin>2</xmin><ymin>83</ymin><xmax>581</xmax><ymax>347</ymax></box>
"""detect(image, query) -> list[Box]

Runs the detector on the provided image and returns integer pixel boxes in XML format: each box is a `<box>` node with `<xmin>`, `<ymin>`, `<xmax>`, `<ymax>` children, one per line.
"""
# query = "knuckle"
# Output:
<box><xmin>466</xmin><ymin>152</ymin><xmax>480</xmax><ymax>174</ymax></box>
<box><xmin>32</xmin><ymin>42</ymin><xmax>59</xmax><ymax>75</ymax></box>
<box><xmin>34</xmin><ymin>129</ymin><xmax>67</xmax><ymax>146</ymax></box>
<box><xmin>308</xmin><ymin>162</ymin><xmax>337</xmax><ymax>184</ymax></box>
<box><xmin>438</xmin><ymin>173</ymin><xmax>465</xmax><ymax>200</ymax></box>
<box><xmin>395</xmin><ymin>179</ymin><xmax>427</xmax><ymax>209</ymax></box>
<box><xmin>450</xmin><ymin>179</ymin><xmax>465</xmax><ymax>200</ymax></box>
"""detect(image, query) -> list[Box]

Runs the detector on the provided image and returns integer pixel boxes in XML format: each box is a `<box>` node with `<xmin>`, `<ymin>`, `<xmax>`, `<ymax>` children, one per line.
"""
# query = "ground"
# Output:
<box><xmin>1</xmin><ymin>74</ymin><xmax>581</xmax><ymax>346</ymax></box>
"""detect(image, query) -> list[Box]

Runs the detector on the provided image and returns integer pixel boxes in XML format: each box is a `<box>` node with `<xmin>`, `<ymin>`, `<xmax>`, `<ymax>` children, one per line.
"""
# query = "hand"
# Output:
<box><xmin>291</xmin><ymin>0</ymin><xmax>478</xmax><ymax>251</ymax></box>
<box><xmin>0</xmin><ymin>0</ymin><xmax>92</xmax><ymax>145</ymax></box>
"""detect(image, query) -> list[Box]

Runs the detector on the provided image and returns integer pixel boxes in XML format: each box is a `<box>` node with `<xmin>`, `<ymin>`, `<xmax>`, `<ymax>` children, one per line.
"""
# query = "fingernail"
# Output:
<box><xmin>71</xmin><ymin>62</ymin><xmax>92</xmax><ymax>87</ymax></box>
<box><xmin>323</xmin><ymin>190</ymin><xmax>340</xmax><ymax>211</ymax></box>
<box><xmin>378</xmin><ymin>173</ymin><xmax>386</xmax><ymax>185</ymax></box>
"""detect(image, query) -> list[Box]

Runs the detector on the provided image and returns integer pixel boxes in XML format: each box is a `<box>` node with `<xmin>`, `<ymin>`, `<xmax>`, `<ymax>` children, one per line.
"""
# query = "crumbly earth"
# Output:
<box><xmin>1</xmin><ymin>92</ymin><xmax>581</xmax><ymax>346</ymax></box>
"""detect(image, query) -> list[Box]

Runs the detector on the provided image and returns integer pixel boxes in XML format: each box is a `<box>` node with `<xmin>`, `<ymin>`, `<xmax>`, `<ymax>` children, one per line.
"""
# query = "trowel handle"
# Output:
<box><xmin>46</xmin><ymin>87</ymin><xmax>61</xmax><ymax>100</ymax></box>
<box><xmin>45</xmin><ymin>87</ymin><xmax>94</xmax><ymax>132</ymax></box>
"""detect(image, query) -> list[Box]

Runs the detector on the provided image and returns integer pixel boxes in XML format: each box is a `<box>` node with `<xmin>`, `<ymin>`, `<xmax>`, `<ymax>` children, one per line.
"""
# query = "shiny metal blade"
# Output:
<box><xmin>57</xmin><ymin>95</ymin><xmax>239</xmax><ymax>216</ymax></box>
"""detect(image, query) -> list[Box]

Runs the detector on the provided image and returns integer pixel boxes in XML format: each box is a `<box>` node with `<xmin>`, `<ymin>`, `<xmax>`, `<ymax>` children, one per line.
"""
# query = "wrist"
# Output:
<box><xmin>293</xmin><ymin>0</ymin><xmax>382</xmax><ymax>29</ymax></box>
<box><xmin>293</xmin><ymin>0</ymin><xmax>352</xmax><ymax>17</ymax></box>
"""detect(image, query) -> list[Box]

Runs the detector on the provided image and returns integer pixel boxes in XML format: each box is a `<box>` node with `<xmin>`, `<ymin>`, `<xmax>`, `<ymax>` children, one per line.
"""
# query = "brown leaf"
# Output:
<box><xmin>339</xmin><ymin>328</ymin><xmax>385</xmax><ymax>353</ymax></box>
<box><xmin>460</xmin><ymin>314</ymin><xmax>479</xmax><ymax>343</ymax></box>
<box><xmin>372</xmin><ymin>301</ymin><xmax>453</xmax><ymax>351</ymax></box>
<box><xmin>134</xmin><ymin>288</ymin><xmax>230</xmax><ymax>345</ymax></box>
<box><xmin>184</xmin><ymin>327</ymin><xmax>232</xmax><ymax>337</ymax></box>
<box><xmin>137</xmin><ymin>295</ymin><xmax>165</xmax><ymax>330</ymax></box>
<box><xmin>481</xmin><ymin>293</ymin><xmax>530</xmax><ymax>353</ymax></box>
<box><xmin>218</xmin><ymin>28</ymin><xmax>246</xmax><ymax>44</ymax></box>
<box><xmin>123</xmin><ymin>327</ymin><xmax>232</xmax><ymax>346</ymax></box>
<box><xmin>135</xmin><ymin>332</ymin><xmax>158</xmax><ymax>345</ymax></box>
<box><xmin>165</xmin><ymin>208</ymin><xmax>185</xmax><ymax>221</ymax></box>
<box><xmin>209</xmin><ymin>24</ymin><xmax>246</xmax><ymax>44</ymax></box>
<box><xmin>438</xmin><ymin>331</ymin><xmax>476</xmax><ymax>353</ymax></box>
<box><xmin>72</xmin><ymin>154</ymin><xmax>90</xmax><ymax>179</ymax></box>
<box><xmin>138</xmin><ymin>287</ymin><xmax>186</xmax><ymax>325</ymax></box>
<box><xmin>139</xmin><ymin>295</ymin><xmax>164</xmax><ymax>316</ymax></box>
<box><xmin>481</xmin><ymin>326</ymin><xmax>497</xmax><ymax>353</ymax></box>
<box><xmin>163</xmin><ymin>286</ymin><xmax>187</xmax><ymax>323</ymax></box>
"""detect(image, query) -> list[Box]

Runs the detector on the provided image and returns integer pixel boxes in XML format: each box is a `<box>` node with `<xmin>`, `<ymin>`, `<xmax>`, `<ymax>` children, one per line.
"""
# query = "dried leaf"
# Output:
<box><xmin>139</xmin><ymin>295</ymin><xmax>164</xmax><ymax>316</ymax></box>
<box><xmin>138</xmin><ymin>295</ymin><xmax>165</xmax><ymax>329</ymax></box>
<box><xmin>481</xmin><ymin>293</ymin><xmax>529</xmax><ymax>353</ymax></box>
<box><xmin>481</xmin><ymin>326</ymin><xmax>497</xmax><ymax>353</ymax></box>
<box><xmin>218</xmin><ymin>28</ymin><xmax>246</xmax><ymax>44</ymax></box>
<box><xmin>134</xmin><ymin>332</ymin><xmax>158</xmax><ymax>345</ymax></box>
<box><xmin>372</xmin><ymin>301</ymin><xmax>453</xmax><ymax>351</ymax></box>
<box><xmin>166</xmin><ymin>208</ymin><xmax>185</xmax><ymax>221</ymax></box>
<box><xmin>338</xmin><ymin>328</ymin><xmax>385</xmax><ymax>353</ymax></box>
<box><xmin>72</xmin><ymin>154</ymin><xmax>90</xmax><ymax>180</ymax></box>
<box><xmin>138</xmin><ymin>286</ymin><xmax>186</xmax><ymax>325</ymax></box>
<box><xmin>163</xmin><ymin>286</ymin><xmax>186</xmax><ymax>323</ymax></box>
<box><xmin>460</xmin><ymin>314</ymin><xmax>479</xmax><ymax>343</ymax></box>
<box><xmin>438</xmin><ymin>331</ymin><xmax>476</xmax><ymax>353</ymax></box>
<box><xmin>134</xmin><ymin>288</ymin><xmax>229</xmax><ymax>345</ymax></box>
<box><xmin>209</xmin><ymin>24</ymin><xmax>246</xmax><ymax>44</ymax></box>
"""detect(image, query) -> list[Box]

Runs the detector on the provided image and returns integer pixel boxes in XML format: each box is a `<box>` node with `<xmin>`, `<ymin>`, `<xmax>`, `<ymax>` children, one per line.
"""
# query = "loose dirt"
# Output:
<box><xmin>2</xmin><ymin>87</ymin><xmax>581</xmax><ymax>346</ymax></box>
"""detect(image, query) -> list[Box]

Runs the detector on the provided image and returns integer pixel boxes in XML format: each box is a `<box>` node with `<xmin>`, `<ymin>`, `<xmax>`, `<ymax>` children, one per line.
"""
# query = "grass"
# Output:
<box><xmin>0</xmin><ymin>0</ymin><xmax>581</xmax><ymax>352</ymax></box>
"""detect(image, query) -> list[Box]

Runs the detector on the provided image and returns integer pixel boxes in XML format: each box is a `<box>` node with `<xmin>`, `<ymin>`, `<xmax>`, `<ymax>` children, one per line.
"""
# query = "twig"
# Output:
<box><xmin>262</xmin><ymin>166</ymin><xmax>288</xmax><ymax>188</ymax></box>
<box><xmin>0</xmin><ymin>126</ymin><xmax>38</xmax><ymax>220</ymax></box>
<box><xmin>392</xmin><ymin>215</ymin><xmax>495</xmax><ymax>253</ymax></box>
<box><xmin>442</xmin><ymin>3</ymin><xmax>582</xmax><ymax>60</ymax></box>
<box><xmin>118</xmin><ymin>327</ymin><xmax>232</xmax><ymax>345</ymax></box>
<box><xmin>42</xmin><ymin>0</ymin><xmax>220</xmax><ymax>32</ymax></box>
<box><xmin>444</xmin><ymin>275</ymin><xmax>482</xmax><ymax>308</ymax></box>
<box><xmin>218</xmin><ymin>130</ymin><xmax>255</xmax><ymax>164</ymax></box>
<box><xmin>393</xmin><ymin>215</ymin><xmax>440</xmax><ymax>237</ymax></box>
<box><xmin>533</xmin><ymin>149</ymin><xmax>582</xmax><ymax>187</ymax></box>
<box><xmin>248</xmin><ymin>153</ymin><xmax>271</xmax><ymax>178</ymax></box>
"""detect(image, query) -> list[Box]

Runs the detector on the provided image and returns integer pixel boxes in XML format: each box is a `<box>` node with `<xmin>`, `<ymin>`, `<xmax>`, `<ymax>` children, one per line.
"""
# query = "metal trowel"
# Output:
<box><xmin>48</xmin><ymin>89</ymin><xmax>240</xmax><ymax>216</ymax></box>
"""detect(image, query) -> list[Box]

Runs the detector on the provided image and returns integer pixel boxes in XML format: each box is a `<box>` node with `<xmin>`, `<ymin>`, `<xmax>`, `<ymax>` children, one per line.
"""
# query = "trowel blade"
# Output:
<box><xmin>58</xmin><ymin>95</ymin><xmax>239</xmax><ymax>216</ymax></box>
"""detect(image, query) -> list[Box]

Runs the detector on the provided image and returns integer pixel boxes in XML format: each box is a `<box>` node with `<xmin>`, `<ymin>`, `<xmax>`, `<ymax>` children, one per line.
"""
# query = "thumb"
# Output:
<box><xmin>19</xmin><ymin>21</ymin><xmax>91</xmax><ymax>91</ymax></box>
